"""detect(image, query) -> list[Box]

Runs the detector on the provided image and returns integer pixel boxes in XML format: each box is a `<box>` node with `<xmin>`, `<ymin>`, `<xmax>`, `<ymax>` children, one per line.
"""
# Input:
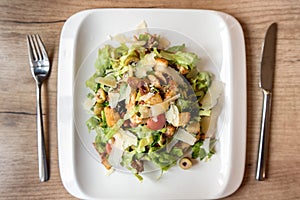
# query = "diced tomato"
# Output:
<box><xmin>147</xmin><ymin>114</ymin><xmax>166</xmax><ymax>130</ymax></box>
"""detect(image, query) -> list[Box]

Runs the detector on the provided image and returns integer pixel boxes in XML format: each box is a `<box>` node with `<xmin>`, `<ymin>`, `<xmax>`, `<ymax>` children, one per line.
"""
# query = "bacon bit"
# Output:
<box><xmin>105</xmin><ymin>143</ymin><xmax>112</xmax><ymax>154</ymax></box>
<box><xmin>137</xmin><ymin>80</ymin><xmax>149</xmax><ymax>95</ymax></box>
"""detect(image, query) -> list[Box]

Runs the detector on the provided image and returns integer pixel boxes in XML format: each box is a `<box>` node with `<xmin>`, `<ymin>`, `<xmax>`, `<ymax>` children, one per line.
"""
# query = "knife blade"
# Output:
<box><xmin>256</xmin><ymin>23</ymin><xmax>277</xmax><ymax>181</ymax></box>
<box><xmin>259</xmin><ymin>23</ymin><xmax>277</xmax><ymax>92</ymax></box>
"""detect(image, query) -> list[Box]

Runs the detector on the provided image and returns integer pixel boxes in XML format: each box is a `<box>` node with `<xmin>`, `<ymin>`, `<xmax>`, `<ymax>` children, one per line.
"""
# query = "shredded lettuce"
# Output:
<box><xmin>105</xmin><ymin>119</ymin><xmax>124</xmax><ymax>140</ymax></box>
<box><xmin>94</xmin><ymin>129</ymin><xmax>107</xmax><ymax>153</ymax></box>
<box><xmin>176</xmin><ymin>98</ymin><xmax>191</xmax><ymax>112</ymax></box>
<box><xmin>85</xmin><ymin>73</ymin><xmax>98</xmax><ymax>91</ymax></box>
<box><xmin>120</xmin><ymin>150</ymin><xmax>136</xmax><ymax>167</ymax></box>
<box><xmin>148</xmin><ymin>147</ymin><xmax>184</xmax><ymax>171</ymax></box>
<box><xmin>114</xmin><ymin>43</ymin><xmax>129</xmax><ymax>59</ymax></box>
<box><xmin>137</xmin><ymin>136</ymin><xmax>154</xmax><ymax>153</ymax></box>
<box><xmin>160</xmin><ymin>50</ymin><xmax>199</xmax><ymax>69</ymax></box>
<box><xmin>86</xmin><ymin>116</ymin><xmax>99</xmax><ymax>132</ymax></box>
<box><xmin>190</xmin><ymin>72</ymin><xmax>212</xmax><ymax>100</ymax></box>
<box><xmin>192</xmin><ymin>139</ymin><xmax>216</xmax><ymax>160</ymax></box>
<box><xmin>166</xmin><ymin>44</ymin><xmax>186</xmax><ymax>53</ymax></box>
<box><xmin>134</xmin><ymin>173</ymin><xmax>144</xmax><ymax>182</ymax></box>
<box><xmin>191</xmin><ymin>140</ymin><xmax>203</xmax><ymax>159</ymax></box>
<box><xmin>95</xmin><ymin>45</ymin><xmax>113</xmax><ymax>76</ymax></box>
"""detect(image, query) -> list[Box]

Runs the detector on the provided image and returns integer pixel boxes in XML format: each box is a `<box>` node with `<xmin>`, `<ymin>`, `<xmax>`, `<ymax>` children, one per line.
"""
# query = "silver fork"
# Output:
<box><xmin>27</xmin><ymin>34</ymin><xmax>50</xmax><ymax>182</ymax></box>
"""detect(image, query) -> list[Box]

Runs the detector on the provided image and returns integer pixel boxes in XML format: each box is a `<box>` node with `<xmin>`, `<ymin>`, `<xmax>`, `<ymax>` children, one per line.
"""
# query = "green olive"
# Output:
<box><xmin>93</xmin><ymin>103</ymin><xmax>103</xmax><ymax>116</ymax></box>
<box><xmin>96</xmin><ymin>88</ymin><xmax>106</xmax><ymax>103</ymax></box>
<box><xmin>124</xmin><ymin>56</ymin><xmax>139</xmax><ymax>66</ymax></box>
<box><xmin>179</xmin><ymin>157</ymin><xmax>192</xmax><ymax>170</ymax></box>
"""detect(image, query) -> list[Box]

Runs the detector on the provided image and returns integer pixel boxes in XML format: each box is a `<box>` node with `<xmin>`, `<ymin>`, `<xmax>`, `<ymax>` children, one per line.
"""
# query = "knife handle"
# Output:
<box><xmin>256</xmin><ymin>89</ymin><xmax>272</xmax><ymax>181</ymax></box>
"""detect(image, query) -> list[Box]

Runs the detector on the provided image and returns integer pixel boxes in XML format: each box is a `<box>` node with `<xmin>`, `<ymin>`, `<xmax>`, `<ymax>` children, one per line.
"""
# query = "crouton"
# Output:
<box><xmin>154</xmin><ymin>58</ymin><xmax>168</xmax><ymax>71</ymax></box>
<box><xmin>144</xmin><ymin>92</ymin><xmax>163</xmax><ymax>105</ymax></box>
<box><xmin>104</xmin><ymin>107</ymin><xmax>121</xmax><ymax>127</ymax></box>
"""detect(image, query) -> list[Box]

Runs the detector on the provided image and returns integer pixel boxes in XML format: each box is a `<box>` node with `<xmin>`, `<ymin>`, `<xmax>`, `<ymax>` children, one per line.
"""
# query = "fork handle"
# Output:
<box><xmin>36</xmin><ymin>83</ymin><xmax>49</xmax><ymax>182</ymax></box>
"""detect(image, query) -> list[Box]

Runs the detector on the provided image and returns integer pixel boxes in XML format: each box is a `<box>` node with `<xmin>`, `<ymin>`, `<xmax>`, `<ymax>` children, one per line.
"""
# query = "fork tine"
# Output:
<box><xmin>32</xmin><ymin>34</ymin><xmax>43</xmax><ymax>61</ymax></box>
<box><xmin>36</xmin><ymin>34</ymin><xmax>49</xmax><ymax>61</ymax></box>
<box><xmin>27</xmin><ymin>35</ymin><xmax>37</xmax><ymax>64</ymax></box>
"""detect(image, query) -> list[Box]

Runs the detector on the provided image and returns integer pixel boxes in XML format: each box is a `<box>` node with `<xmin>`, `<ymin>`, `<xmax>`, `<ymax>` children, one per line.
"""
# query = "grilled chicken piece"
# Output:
<box><xmin>178</xmin><ymin>112</ymin><xmax>191</xmax><ymax>127</ymax></box>
<box><xmin>186</xmin><ymin>121</ymin><xmax>200</xmax><ymax>134</ymax></box>
<box><xmin>164</xmin><ymin>80</ymin><xmax>178</xmax><ymax>100</ymax></box>
<box><xmin>148</xmin><ymin>74</ymin><xmax>161</xmax><ymax>88</ymax></box>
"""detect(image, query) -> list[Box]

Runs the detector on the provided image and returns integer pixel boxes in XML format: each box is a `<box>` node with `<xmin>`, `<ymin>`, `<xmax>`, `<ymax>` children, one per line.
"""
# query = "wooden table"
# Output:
<box><xmin>0</xmin><ymin>1</ymin><xmax>299</xmax><ymax>199</ymax></box>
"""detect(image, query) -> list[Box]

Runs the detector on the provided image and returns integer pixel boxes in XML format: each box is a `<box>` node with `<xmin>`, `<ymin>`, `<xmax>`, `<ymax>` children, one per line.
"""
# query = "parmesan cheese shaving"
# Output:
<box><xmin>166</xmin><ymin>104</ymin><xmax>179</xmax><ymax>126</ymax></box>
<box><xmin>108</xmin><ymin>92</ymin><xmax>120</xmax><ymax>109</ymax></box>
<box><xmin>173</xmin><ymin>128</ymin><xmax>197</xmax><ymax>146</ymax></box>
<box><xmin>135</xmin><ymin>52</ymin><xmax>156</xmax><ymax>78</ymax></box>
<box><xmin>95</xmin><ymin>75</ymin><xmax>117</xmax><ymax>88</ymax></box>
<box><xmin>150</xmin><ymin>94</ymin><xmax>180</xmax><ymax>117</ymax></box>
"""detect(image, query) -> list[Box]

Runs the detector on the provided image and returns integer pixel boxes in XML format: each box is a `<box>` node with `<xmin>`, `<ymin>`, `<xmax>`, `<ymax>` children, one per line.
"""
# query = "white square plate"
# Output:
<box><xmin>57</xmin><ymin>8</ymin><xmax>246</xmax><ymax>200</ymax></box>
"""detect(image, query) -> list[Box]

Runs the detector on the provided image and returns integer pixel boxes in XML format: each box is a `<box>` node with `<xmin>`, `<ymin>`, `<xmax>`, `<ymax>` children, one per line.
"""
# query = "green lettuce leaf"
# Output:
<box><xmin>166</xmin><ymin>44</ymin><xmax>185</xmax><ymax>53</ymax></box>
<box><xmin>114</xmin><ymin>43</ymin><xmax>129</xmax><ymax>59</ymax></box>
<box><xmin>86</xmin><ymin>116</ymin><xmax>99</xmax><ymax>132</ymax></box>
<box><xmin>191</xmin><ymin>140</ymin><xmax>203</xmax><ymax>159</ymax></box>
<box><xmin>160</xmin><ymin>50</ymin><xmax>199</xmax><ymax>69</ymax></box>
<box><xmin>105</xmin><ymin>119</ymin><xmax>124</xmax><ymax>140</ymax></box>
<box><xmin>94</xmin><ymin>45</ymin><xmax>112</xmax><ymax>76</ymax></box>
<box><xmin>137</xmin><ymin>136</ymin><xmax>153</xmax><ymax>153</ymax></box>
<box><xmin>121</xmin><ymin>150</ymin><xmax>136</xmax><ymax>168</ymax></box>
<box><xmin>85</xmin><ymin>73</ymin><xmax>98</xmax><ymax>91</ymax></box>
<box><xmin>94</xmin><ymin>129</ymin><xmax>107</xmax><ymax>153</ymax></box>
<box><xmin>190</xmin><ymin>72</ymin><xmax>212</xmax><ymax>100</ymax></box>
<box><xmin>148</xmin><ymin>147</ymin><xmax>183</xmax><ymax>171</ymax></box>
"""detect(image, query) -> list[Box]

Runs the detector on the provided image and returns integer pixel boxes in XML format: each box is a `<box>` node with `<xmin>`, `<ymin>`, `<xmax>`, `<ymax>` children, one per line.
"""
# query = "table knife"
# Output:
<box><xmin>256</xmin><ymin>23</ymin><xmax>277</xmax><ymax>181</ymax></box>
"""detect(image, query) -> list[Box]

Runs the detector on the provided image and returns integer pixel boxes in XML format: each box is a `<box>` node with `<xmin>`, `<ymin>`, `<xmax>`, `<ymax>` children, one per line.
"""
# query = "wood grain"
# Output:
<box><xmin>0</xmin><ymin>0</ymin><xmax>299</xmax><ymax>199</ymax></box>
